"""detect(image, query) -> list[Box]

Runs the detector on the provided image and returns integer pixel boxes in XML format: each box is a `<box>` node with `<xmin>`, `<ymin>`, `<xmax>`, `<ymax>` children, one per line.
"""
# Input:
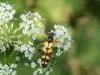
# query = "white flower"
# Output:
<box><xmin>0</xmin><ymin>41</ymin><xmax>6</xmax><ymax>52</ymax></box>
<box><xmin>53</xmin><ymin>25</ymin><xmax>72</xmax><ymax>56</ymax></box>
<box><xmin>14</xmin><ymin>43</ymin><xmax>35</xmax><ymax>60</ymax></box>
<box><xmin>0</xmin><ymin>2</ymin><xmax>15</xmax><ymax>24</ymax></box>
<box><xmin>50</xmin><ymin>67</ymin><xmax>53</xmax><ymax>72</ymax></box>
<box><xmin>31</xmin><ymin>62</ymin><xmax>37</xmax><ymax>68</ymax></box>
<box><xmin>45</xmin><ymin>67</ymin><xmax>53</xmax><ymax>75</ymax></box>
<box><xmin>11</xmin><ymin>71</ymin><xmax>16</xmax><ymax>75</ymax></box>
<box><xmin>37</xmin><ymin>68</ymin><xmax>43</xmax><ymax>74</ymax></box>
<box><xmin>24</xmin><ymin>63</ymin><xmax>29</xmax><ymax>67</ymax></box>
<box><xmin>0</xmin><ymin>23</ymin><xmax>21</xmax><ymax>52</ymax></box>
<box><xmin>32</xmin><ymin>66</ymin><xmax>53</xmax><ymax>75</ymax></box>
<box><xmin>56</xmin><ymin>50</ymin><xmax>63</xmax><ymax>56</ymax></box>
<box><xmin>33</xmin><ymin>68</ymin><xmax>44</xmax><ymax>75</ymax></box>
<box><xmin>0</xmin><ymin>63</ymin><xmax>17</xmax><ymax>75</ymax></box>
<box><xmin>20</xmin><ymin>11</ymin><xmax>45</xmax><ymax>40</ymax></box>
<box><xmin>15</xmin><ymin>56</ymin><xmax>20</xmax><ymax>61</ymax></box>
<box><xmin>33</xmin><ymin>71</ymin><xmax>38</xmax><ymax>75</ymax></box>
<box><xmin>45</xmin><ymin>71</ymin><xmax>50</xmax><ymax>75</ymax></box>
<box><xmin>37</xmin><ymin>58</ymin><xmax>42</xmax><ymax>67</ymax></box>
<box><xmin>10</xmin><ymin>64</ymin><xmax>17</xmax><ymax>68</ymax></box>
<box><xmin>33</xmin><ymin>12</ymin><xmax>42</xmax><ymax>21</ymax></box>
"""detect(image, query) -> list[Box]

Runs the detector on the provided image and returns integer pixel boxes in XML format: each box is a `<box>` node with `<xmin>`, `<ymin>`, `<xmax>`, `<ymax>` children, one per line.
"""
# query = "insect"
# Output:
<box><xmin>41</xmin><ymin>31</ymin><xmax>55</xmax><ymax>68</ymax></box>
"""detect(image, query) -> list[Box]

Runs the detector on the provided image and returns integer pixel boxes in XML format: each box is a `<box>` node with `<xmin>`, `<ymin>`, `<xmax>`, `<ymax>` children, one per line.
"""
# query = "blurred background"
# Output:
<box><xmin>1</xmin><ymin>0</ymin><xmax>100</xmax><ymax>75</ymax></box>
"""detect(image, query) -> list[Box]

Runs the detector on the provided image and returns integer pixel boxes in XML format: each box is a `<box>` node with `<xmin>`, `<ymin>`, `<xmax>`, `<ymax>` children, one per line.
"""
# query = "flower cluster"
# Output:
<box><xmin>0</xmin><ymin>2</ymin><xmax>72</xmax><ymax>75</ymax></box>
<box><xmin>53</xmin><ymin>25</ymin><xmax>72</xmax><ymax>56</ymax></box>
<box><xmin>0</xmin><ymin>40</ymin><xmax>6</xmax><ymax>52</ymax></box>
<box><xmin>0</xmin><ymin>2</ymin><xmax>15</xmax><ymax>24</ymax></box>
<box><xmin>0</xmin><ymin>23</ymin><xmax>21</xmax><ymax>52</ymax></box>
<box><xmin>0</xmin><ymin>63</ymin><xmax>17</xmax><ymax>75</ymax></box>
<box><xmin>0</xmin><ymin>2</ymin><xmax>17</xmax><ymax>52</ymax></box>
<box><xmin>30</xmin><ymin>59</ymin><xmax>53</xmax><ymax>75</ymax></box>
<box><xmin>20</xmin><ymin>11</ymin><xmax>45</xmax><ymax>40</ymax></box>
<box><xmin>33</xmin><ymin>67</ymin><xmax>53</xmax><ymax>75</ymax></box>
<box><xmin>31</xmin><ymin>62</ymin><xmax>37</xmax><ymax>68</ymax></box>
<box><xmin>14</xmin><ymin>43</ymin><xmax>35</xmax><ymax>60</ymax></box>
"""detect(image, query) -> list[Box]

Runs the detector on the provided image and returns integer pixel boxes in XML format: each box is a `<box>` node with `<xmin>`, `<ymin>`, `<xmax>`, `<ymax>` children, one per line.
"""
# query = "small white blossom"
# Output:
<box><xmin>50</xmin><ymin>67</ymin><xmax>53</xmax><ymax>72</ymax></box>
<box><xmin>37</xmin><ymin>58</ymin><xmax>42</xmax><ymax>67</ymax></box>
<box><xmin>37</xmin><ymin>68</ymin><xmax>43</xmax><ymax>74</ymax></box>
<box><xmin>0</xmin><ymin>41</ymin><xmax>6</xmax><ymax>52</ymax></box>
<box><xmin>10</xmin><ymin>64</ymin><xmax>17</xmax><ymax>68</ymax></box>
<box><xmin>33</xmin><ymin>71</ymin><xmax>38</xmax><ymax>75</ymax></box>
<box><xmin>56</xmin><ymin>50</ymin><xmax>63</xmax><ymax>56</ymax></box>
<box><xmin>11</xmin><ymin>71</ymin><xmax>16</xmax><ymax>75</ymax></box>
<box><xmin>32</xmin><ymin>65</ymin><xmax>53</xmax><ymax>75</ymax></box>
<box><xmin>45</xmin><ymin>71</ymin><xmax>50</xmax><ymax>75</ymax></box>
<box><xmin>20</xmin><ymin>11</ymin><xmax>45</xmax><ymax>40</ymax></box>
<box><xmin>15</xmin><ymin>56</ymin><xmax>20</xmax><ymax>61</ymax></box>
<box><xmin>31</xmin><ymin>62</ymin><xmax>37</xmax><ymax>68</ymax></box>
<box><xmin>0</xmin><ymin>2</ymin><xmax>15</xmax><ymax>24</ymax></box>
<box><xmin>45</xmin><ymin>67</ymin><xmax>53</xmax><ymax>75</ymax></box>
<box><xmin>33</xmin><ymin>68</ymin><xmax>43</xmax><ymax>75</ymax></box>
<box><xmin>24</xmin><ymin>63</ymin><xmax>29</xmax><ymax>67</ymax></box>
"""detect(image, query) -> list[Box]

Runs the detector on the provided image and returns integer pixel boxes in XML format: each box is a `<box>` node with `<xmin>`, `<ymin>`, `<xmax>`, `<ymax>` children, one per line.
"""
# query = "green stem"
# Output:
<box><xmin>3</xmin><ymin>52</ymin><xmax>6</xmax><ymax>64</ymax></box>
